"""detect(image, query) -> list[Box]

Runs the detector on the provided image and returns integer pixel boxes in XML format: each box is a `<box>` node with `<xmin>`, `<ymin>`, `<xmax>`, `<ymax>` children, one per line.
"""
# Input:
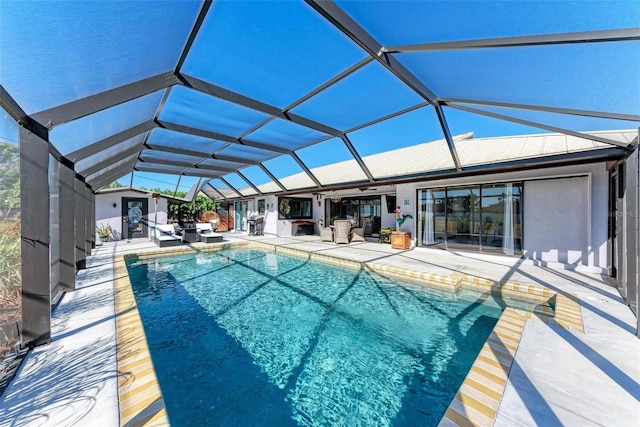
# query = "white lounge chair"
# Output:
<box><xmin>155</xmin><ymin>224</ymin><xmax>182</xmax><ymax>247</ymax></box>
<box><xmin>195</xmin><ymin>223</ymin><xmax>223</xmax><ymax>243</ymax></box>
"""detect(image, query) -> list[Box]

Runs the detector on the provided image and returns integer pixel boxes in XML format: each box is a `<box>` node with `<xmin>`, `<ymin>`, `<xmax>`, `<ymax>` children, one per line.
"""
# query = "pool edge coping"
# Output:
<box><xmin>113</xmin><ymin>241</ymin><xmax>585</xmax><ymax>427</ymax></box>
<box><xmin>114</xmin><ymin>255</ymin><xmax>170</xmax><ymax>427</ymax></box>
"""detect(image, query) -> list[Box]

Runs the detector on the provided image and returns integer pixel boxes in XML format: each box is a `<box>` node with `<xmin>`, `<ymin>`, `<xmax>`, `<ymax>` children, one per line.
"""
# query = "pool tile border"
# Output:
<box><xmin>114</xmin><ymin>255</ymin><xmax>169</xmax><ymax>427</ymax></box>
<box><xmin>112</xmin><ymin>240</ymin><xmax>585</xmax><ymax>427</ymax></box>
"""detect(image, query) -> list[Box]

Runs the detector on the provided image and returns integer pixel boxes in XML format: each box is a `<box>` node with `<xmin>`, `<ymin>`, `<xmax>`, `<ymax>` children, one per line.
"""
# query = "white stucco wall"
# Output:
<box><xmin>398</xmin><ymin>162</ymin><xmax>609</xmax><ymax>272</ymax></box>
<box><xmin>272</xmin><ymin>193</ymin><xmax>317</xmax><ymax>237</ymax></box>
<box><xmin>524</xmin><ymin>177</ymin><xmax>589</xmax><ymax>266</ymax></box>
<box><xmin>380</xmin><ymin>194</ymin><xmax>398</xmax><ymax>230</ymax></box>
<box><xmin>95</xmin><ymin>190</ymin><xmax>168</xmax><ymax>241</ymax></box>
<box><xmin>261</xmin><ymin>195</ymin><xmax>279</xmax><ymax>235</ymax></box>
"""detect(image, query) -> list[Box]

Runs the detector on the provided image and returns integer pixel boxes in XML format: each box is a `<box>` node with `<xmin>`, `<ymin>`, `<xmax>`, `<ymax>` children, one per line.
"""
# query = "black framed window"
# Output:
<box><xmin>278</xmin><ymin>197</ymin><xmax>312</xmax><ymax>220</ymax></box>
<box><xmin>418</xmin><ymin>182</ymin><xmax>523</xmax><ymax>255</ymax></box>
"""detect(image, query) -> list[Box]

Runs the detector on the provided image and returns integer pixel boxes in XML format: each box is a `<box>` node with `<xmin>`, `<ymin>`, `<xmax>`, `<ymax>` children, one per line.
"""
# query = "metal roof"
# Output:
<box><xmin>1</xmin><ymin>1</ymin><xmax>638</xmax><ymax>200</ymax></box>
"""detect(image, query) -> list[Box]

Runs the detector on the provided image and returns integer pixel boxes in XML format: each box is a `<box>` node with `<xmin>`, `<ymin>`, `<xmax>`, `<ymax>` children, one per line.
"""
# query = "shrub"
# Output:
<box><xmin>0</xmin><ymin>219</ymin><xmax>21</xmax><ymax>359</ymax></box>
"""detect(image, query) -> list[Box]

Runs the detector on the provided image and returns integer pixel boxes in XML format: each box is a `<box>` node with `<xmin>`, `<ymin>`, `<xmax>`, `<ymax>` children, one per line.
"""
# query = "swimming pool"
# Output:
<box><xmin>126</xmin><ymin>246</ymin><xmax>512</xmax><ymax>426</ymax></box>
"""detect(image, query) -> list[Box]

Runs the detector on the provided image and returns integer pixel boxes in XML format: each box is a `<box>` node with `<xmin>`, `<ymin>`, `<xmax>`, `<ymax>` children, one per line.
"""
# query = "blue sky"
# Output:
<box><xmin>1</xmin><ymin>0</ymin><xmax>638</xmax><ymax>193</ymax></box>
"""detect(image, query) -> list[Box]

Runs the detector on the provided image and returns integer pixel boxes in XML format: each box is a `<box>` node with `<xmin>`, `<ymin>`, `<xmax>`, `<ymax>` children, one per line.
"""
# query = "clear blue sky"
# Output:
<box><xmin>1</xmin><ymin>0</ymin><xmax>638</xmax><ymax>193</ymax></box>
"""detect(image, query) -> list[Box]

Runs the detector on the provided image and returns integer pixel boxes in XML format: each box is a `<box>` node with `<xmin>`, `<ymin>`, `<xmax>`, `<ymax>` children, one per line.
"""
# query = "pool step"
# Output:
<box><xmin>440</xmin><ymin>308</ymin><xmax>527</xmax><ymax>427</ymax></box>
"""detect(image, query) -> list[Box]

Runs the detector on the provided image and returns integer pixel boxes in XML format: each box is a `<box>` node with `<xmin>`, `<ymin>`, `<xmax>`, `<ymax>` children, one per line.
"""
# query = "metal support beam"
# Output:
<box><xmin>185</xmin><ymin>177</ymin><xmax>203</xmax><ymax>201</ymax></box>
<box><xmin>74</xmin><ymin>177</ymin><xmax>87</xmax><ymax>270</ymax></box>
<box><xmin>285</xmin><ymin>57</ymin><xmax>374</xmax><ymax>111</ymax></box>
<box><xmin>144</xmin><ymin>143</ymin><xmax>214</xmax><ymax>159</ymax></box>
<box><xmin>434</xmin><ymin>103</ymin><xmax>462</xmax><ymax>171</ymax></box>
<box><xmin>20</xmin><ymin>126</ymin><xmax>51</xmax><ymax>347</ymax></box>
<box><xmin>440</xmin><ymin>97</ymin><xmax>640</xmax><ymax>123</ymax></box>
<box><xmin>175</xmin><ymin>0</ymin><xmax>213</xmax><ymax>72</ymax></box>
<box><xmin>235</xmin><ymin>170</ymin><xmax>263</xmax><ymax>195</ymax></box>
<box><xmin>290</xmin><ymin>152</ymin><xmax>323</xmax><ymax>188</ymax></box>
<box><xmin>448</xmin><ymin>103</ymin><xmax>632</xmax><ymax>148</ymax></box>
<box><xmin>85</xmin><ymin>154</ymin><xmax>139</xmax><ymax>186</ymax></box>
<box><xmin>67</xmin><ymin>120</ymin><xmax>157</xmax><ymax>162</ymax></box>
<box><xmin>218</xmin><ymin>177</ymin><xmax>243</xmax><ymax>198</ymax></box>
<box><xmin>340</xmin><ymin>135</ymin><xmax>375</xmax><ymax>182</ymax></box>
<box><xmin>32</xmin><ymin>73</ymin><xmax>179</xmax><ymax>128</ymax></box>
<box><xmin>258</xmin><ymin>164</ymin><xmax>287</xmax><ymax>192</ymax></box>
<box><xmin>178</xmin><ymin>74</ymin><xmax>342</xmax><ymax>137</ymax></box>
<box><xmin>2</xmin><ymin>85</ymin><xmax>49</xmax><ymax>141</ymax></box>
<box><xmin>133</xmin><ymin>164</ymin><xmax>192</xmax><ymax>176</ymax></box>
<box><xmin>157</xmin><ymin>119</ymin><xmax>292</xmax><ymax>155</ymax></box>
<box><xmin>383</xmin><ymin>27</ymin><xmax>640</xmax><ymax>53</ymax></box>
<box><xmin>204</xmin><ymin>182</ymin><xmax>228</xmax><ymax>201</ymax></box>
<box><xmin>59</xmin><ymin>164</ymin><xmax>76</xmax><ymax>292</ymax></box>
<box><xmin>88</xmin><ymin>158</ymin><xmax>138</xmax><ymax>191</ymax></box>
<box><xmin>305</xmin><ymin>0</ymin><xmax>438</xmax><ymax>104</ymax></box>
<box><xmin>144</xmin><ymin>142</ymin><xmax>277</xmax><ymax>166</ymax></box>
<box><xmin>345</xmin><ymin>102</ymin><xmax>428</xmax><ymax>134</ymax></box>
<box><xmin>139</xmin><ymin>156</ymin><xmax>240</xmax><ymax>173</ymax></box>
<box><xmin>77</xmin><ymin>140</ymin><xmax>146</xmax><ymax>177</ymax></box>
<box><xmin>85</xmin><ymin>186</ymin><xmax>94</xmax><ymax>254</ymax></box>
<box><xmin>49</xmin><ymin>157</ymin><xmax>61</xmax><ymax>304</ymax></box>
<box><xmin>621</xmin><ymin>141</ymin><xmax>639</xmax><ymax>337</ymax></box>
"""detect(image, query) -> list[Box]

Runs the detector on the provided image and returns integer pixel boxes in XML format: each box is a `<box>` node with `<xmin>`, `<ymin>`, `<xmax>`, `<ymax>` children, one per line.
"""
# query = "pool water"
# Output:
<box><xmin>126</xmin><ymin>247</ymin><xmax>505</xmax><ymax>426</ymax></box>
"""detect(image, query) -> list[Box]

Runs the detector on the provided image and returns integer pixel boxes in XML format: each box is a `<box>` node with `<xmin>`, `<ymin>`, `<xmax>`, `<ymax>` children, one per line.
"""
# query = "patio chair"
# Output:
<box><xmin>195</xmin><ymin>223</ymin><xmax>223</xmax><ymax>243</ymax></box>
<box><xmin>155</xmin><ymin>224</ymin><xmax>182</xmax><ymax>247</ymax></box>
<box><xmin>350</xmin><ymin>226</ymin><xmax>365</xmax><ymax>243</ymax></box>
<box><xmin>317</xmin><ymin>219</ymin><xmax>333</xmax><ymax>242</ymax></box>
<box><xmin>333</xmin><ymin>220</ymin><xmax>351</xmax><ymax>244</ymax></box>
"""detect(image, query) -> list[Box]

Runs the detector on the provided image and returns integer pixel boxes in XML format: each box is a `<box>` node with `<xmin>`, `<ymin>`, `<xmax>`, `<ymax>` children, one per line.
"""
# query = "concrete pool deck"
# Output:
<box><xmin>1</xmin><ymin>234</ymin><xmax>638</xmax><ymax>426</ymax></box>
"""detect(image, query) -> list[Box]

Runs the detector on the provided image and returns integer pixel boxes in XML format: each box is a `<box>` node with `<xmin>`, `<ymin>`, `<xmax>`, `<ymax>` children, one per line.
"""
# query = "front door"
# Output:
<box><xmin>122</xmin><ymin>197</ymin><xmax>148</xmax><ymax>239</ymax></box>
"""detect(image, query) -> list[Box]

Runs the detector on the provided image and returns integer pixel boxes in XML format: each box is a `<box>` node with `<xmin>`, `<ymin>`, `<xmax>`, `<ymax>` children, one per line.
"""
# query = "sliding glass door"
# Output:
<box><xmin>326</xmin><ymin>196</ymin><xmax>381</xmax><ymax>236</ymax></box>
<box><xmin>418</xmin><ymin>183</ymin><xmax>522</xmax><ymax>255</ymax></box>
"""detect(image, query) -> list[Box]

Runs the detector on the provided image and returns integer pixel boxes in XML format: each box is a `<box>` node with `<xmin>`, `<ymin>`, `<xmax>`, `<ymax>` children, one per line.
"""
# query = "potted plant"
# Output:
<box><xmin>96</xmin><ymin>223</ymin><xmax>112</xmax><ymax>242</ymax></box>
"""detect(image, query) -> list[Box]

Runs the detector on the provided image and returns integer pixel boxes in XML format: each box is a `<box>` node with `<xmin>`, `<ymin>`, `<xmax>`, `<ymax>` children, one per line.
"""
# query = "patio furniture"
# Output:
<box><xmin>350</xmin><ymin>226</ymin><xmax>365</xmax><ymax>242</ymax></box>
<box><xmin>292</xmin><ymin>220</ymin><xmax>315</xmax><ymax>236</ymax></box>
<box><xmin>391</xmin><ymin>231</ymin><xmax>411</xmax><ymax>249</ymax></box>
<box><xmin>155</xmin><ymin>224</ymin><xmax>182</xmax><ymax>247</ymax></box>
<box><xmin>333</xmin><ymin>220</ymin><xmax>351</xmax><ymax>244</ymax></box>
<box><xmin>182</xmin><ymin>226</ymin><xmax>198</xmax><ymax>243</ymax></box>
<box><xmin>196</xmin><ymin>223</ymin><xmax>223</xmax><ymax>243</ymax></box>
<box><xmin>317</xmin><ymin>219</ymin><xmax>333</xmax><ymax>242</ymax></box>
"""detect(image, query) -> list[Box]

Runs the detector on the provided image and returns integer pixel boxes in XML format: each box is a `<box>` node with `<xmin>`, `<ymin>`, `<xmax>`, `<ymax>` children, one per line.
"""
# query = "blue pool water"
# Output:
<box><xmin>126</xmin><ymin>247</ymin><xmax>506</xmax><ymax>426</ymax></box>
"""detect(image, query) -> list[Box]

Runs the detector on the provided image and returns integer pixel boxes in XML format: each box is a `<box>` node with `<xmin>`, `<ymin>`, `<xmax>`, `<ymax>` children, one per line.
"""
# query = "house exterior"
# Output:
<box><xmin>95</xmin><ymin>188</ymin><xmax>170</xmax><ymax>241</ymax></box>
<box><xmin>205</xmin><ymin>130</ymin><xmax>637</xmax><ymax>294</ymax></box>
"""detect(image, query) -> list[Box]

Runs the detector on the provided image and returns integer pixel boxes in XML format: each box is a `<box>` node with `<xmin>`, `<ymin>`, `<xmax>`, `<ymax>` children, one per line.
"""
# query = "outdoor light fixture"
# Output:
<box><xmin>330</xmin><ymin>192</ymin><xmax>341</xmax><ymax>203</ymax></box>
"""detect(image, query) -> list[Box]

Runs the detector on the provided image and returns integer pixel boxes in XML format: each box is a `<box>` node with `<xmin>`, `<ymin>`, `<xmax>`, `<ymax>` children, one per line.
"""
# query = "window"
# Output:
<box><xmin>325</xmin><ymin>196</ymin><xmax>381</xmax><ymax>236</ymax></box>
<box><xmin>258</xmin><ymin>199</ymin><xmax>265</xmax><ymax>214</ymax></box>
<box><xmin>277</xmin><ymin>197</ymin><xmax>312</xmax><ymax>220</ymax></box>
<box><xmin>418</xmin><ymin>182</ymin><xmax>522</xmax><ymax>255</ymax></box>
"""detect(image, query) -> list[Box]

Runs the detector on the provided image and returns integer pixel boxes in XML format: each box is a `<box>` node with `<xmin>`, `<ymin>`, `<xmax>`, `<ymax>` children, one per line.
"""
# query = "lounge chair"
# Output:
<box><xmin>350</xmin><ymin>226</ymin><xmax>365</xmax><ymax>242</ymax></box>
<box><xmin>155</xmin><ymin>224</ymin><xmax>182</xmax><ymax>247</ymax></box>
<box><xmin>196</xmin><ymin>223</ymin><xmax>223</xmax><ymax>243</ymax></box>
<box><xmin>317</xmin><ymin>219</ymin><xmax>333</xmax><ymax>242</ymax></box>
<box><xmin>333</xmin><ymin>220</ymin><xmax>351</xmax><ymax>244</ymax></box>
